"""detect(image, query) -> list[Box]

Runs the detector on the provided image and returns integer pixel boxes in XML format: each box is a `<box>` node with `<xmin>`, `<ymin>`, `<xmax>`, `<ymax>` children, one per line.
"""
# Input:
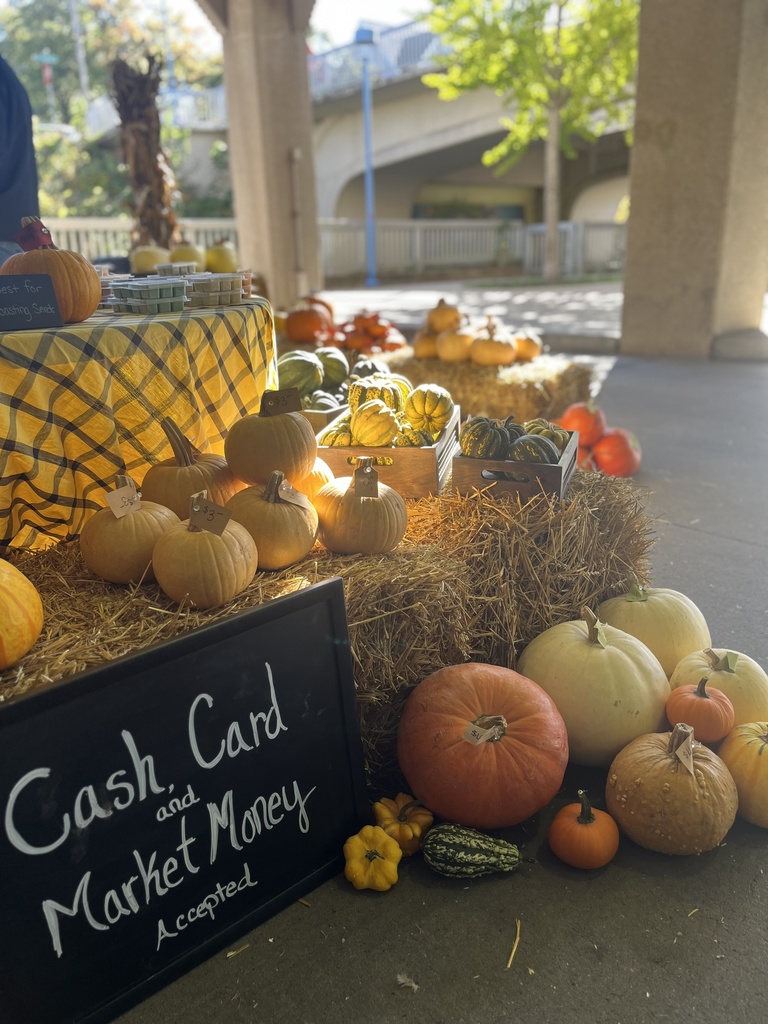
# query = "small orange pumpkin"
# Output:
<box><xmin>666</xmin><ymin>676</ymin><xmax>735</xmax><ymax>743</ymax></box>
<box><xmin>285</xmin><ymin>296</ymin><xmax>335</xmax><ymax>344</ymax></box>
<box><xmin>548</xmin><ymin>790</ymin><xmax>620</xmax><ymax>870</ymax></box>
<box><xmin>0</xmin><ymin>559</ymin><xmax>44</xmax><ymax>670</ymax></box>
<box><xmin>372</xmin><ymin>793</ymin><xmax>434</xmax><ymax>856</ymax></box>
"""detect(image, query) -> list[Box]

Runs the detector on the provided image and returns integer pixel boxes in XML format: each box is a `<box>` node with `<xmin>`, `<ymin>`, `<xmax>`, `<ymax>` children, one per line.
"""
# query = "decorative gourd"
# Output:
<box><xmin>169</xmin><ymin>237</ymin><xmax>206</xmax><ymax>271</ymax></box>
<box><xmin>523</xmin><ymin>418</ymin><xmax>571</xmax><ymax>453</ymax></box>
<box><xmin>516</xmin><ymin>606</ymin><xmax>670</xmax><ymax>767</ymax></box>
<box><xmin>348</xmin><ymin>377</ymin><xmax>405</xmax><ymax>414</ymax></box>
<box><xmin>0</xmin><ymin>559</ymin><xmax>44</xmax><ymax>671</ymax></box>
<box><xmin>226</xmin><ymin>470</ymin><xmax>318</xmax><ymax>570</ymax></box>
<box><xmin>717</xmin><ymin>723</ymin><xmax>768</xmax><ymax>827</ymax></box>
<box><xmin>349</xmin><ymin>354</ymin><xmax>388</xmax><ymax>379</ymax></box>
<box><xmin>669</xmin><ymin>648</ymin><xmax>768</xmax><ymax>726</ymax></box>
<box><xmin>665</xmin><ymin>677</ymin><xmax>735</xmax><ymax>743</ymax></box>
<box><xmin>403</xmin><ymin>384</ymin><xmax>455</xmax><ymax>435</ymax></box>
<box><xmin>79</xmin><ymin>485</ymin><xmax>180</xmax><ymax>584</ymax></box>
<box><xmin>597</xmin><ymin>583</ymin><xmax>712</xmax><ymax>678</ymax></box>
<box><xmin>372</xmin><ymin>793</ymin><xmax>434</xmax><ymax>856</ymax></box>
<box><xmin>503</xmin><ymin>417</ymin><xmax>528</xmax><ymax>441</ymax></box>
<box><xmin>350</xmin><ymin>399</ymin><xmax>400</xmax><ymax>446</ymax></box>
<box><xmin>285</xmin><ymin>296</ymin><xmax>334</xmax><ymax>344</ymax></box>
<box><xmin>0</xmin><ymin>217</ymin><xmax>101</xmax><ymax>323</ymax></box>
<box><xmin>277</xmin><ymin>350</ymin><xmax>325</xmax><ymax>396</ymax></box>
<box><xmin>412</xmin><ymin>327</ymin><xmax>439</xmax><ymax>359</ymax></box>
<box><xmin>557</xmin><ymin>402</ymin><xmax>607</xmax><ymax>446</ymax></box>
<box><xmin>129</xmin><ymin>243</ymin><xmax>171</xmax><ymax>275</ymax></box>
<box><xmin>152</xmin><ymin>517</ymin><xmax>258</xmax><ymax>609</ymax></box>
<box><xmin>394</xmin><ymin>419</ymin><xmax>433</xmax><ymax>447</ymax></box>
<box><xmin>139</xmin><ymin>418</ymin><xmax>245</xmax><ymax>518</ymax></box>
<box><xmin>512</xmin><ymin>329</ymin><xmax>543</xmax><ymax>362</ymax></box>
<box><xmin>205</xmin><ymin>237</ymin><xmax>239</xmax><ymax>273</ymax></box>
<box><xmin>435</xmin><ymin>324</ymin><xmax>474</xmax><ymax>362</ymax></box>
<box><xmin>422</xmin><ymin>824</ymin><xmax>521</xmax><ymax>878</ymax></box>
<box><xmin>343</xmin><ymin>825</ymin><xmax>402</xmax><ymax>891</ymax></box>
<box><xmin>547</xmin><ymin>790</ymin><xmax>620</xmax><ymax>870</ymax></box>
<box><xmin>313</xmin><ymin>461</ymin><xmax>408</xmax><ymax>554</ymax></box>
<box><xmin>591</xmin><ymin>427</ymin><xmax>642</xmax><ymax>477</ymax></box>
<box><xmin>459</xmin><ymin>417</ymin><xmax>509</xmax><ymax>459</ymax></box>
<box><xmin>224</xmin><ymin>398</ymin><xmax>317</xmax><ymax>486</ymax></box>
<box><xmin>302</xmin><ymin>390</ymin><xmax>340</xmax><ymax>412</ymax></box>
<box><xmin>426</xmin><ymin>297</ymin><xmax>463</xmax><ymax>333</ymax></box>
<box><xmin>315</xmin><ymin>346</ymin><xmax>350</xmax><ymax>388</ymax></box>
<box><xmin>469</xmin><ymin>317</ymin><xmax>518</xmax><ymax>366</ymax></box>
<box><xmin>397</xmin><ymin>662</ymin><xmax>569</xmax><ymax>829</ymax></box>
<box><xmin>293</xmin><ymin>456</ymin><xmax>334</xmax><ymax>502</ymax></box>
<box><xmin>605</xmin><ymin>723</ymin><xmax>738</xmax><ymax>855</ymax></box>
<box><xmin>507</xmin><ymin>434</ymin><xmax>561</xmax><ymax>464</ymax></box>
<box><xmin>317</xmin><ymin>419</ymin><xmax>354</xmax><ymax>447</ymax></box>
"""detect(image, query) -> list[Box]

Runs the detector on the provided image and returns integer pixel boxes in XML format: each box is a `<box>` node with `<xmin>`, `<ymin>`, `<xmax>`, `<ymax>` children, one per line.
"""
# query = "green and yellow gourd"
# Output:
<box><xmin>348</xmin><ymin>376</ymin><xmax>405</xmax><ymax>414</ymax></box>
<box><xmin>508</xmin><ymin>434</ymin><xmax>561</xmax><ymax>464</ymax></box>
<box><xmin>318</xmin><ymin>417</ymin><xmax>354</xmax><ymax>447</ymax></box>
<box><xmin>422</xmin><ymin>824</ymin><xmax>521</xmax><ymax>878</ymax></box>
<box><xmin>395</xmin><ymin>418</ymin><xmax>434</xmax><ymax>448</ymax></box>
<box><xmin>350</xmin><ymin>399</ymin><xmax>400</xmax><ymax>446</ymax></box>
<box><xmin>523</xmin><ymin>418</ymin><xmax>571</xmax><ymax>453</ymax></box>
<box><xmin>459</xmin><ymin>417</ymin><xmax>510</xmax><ymax>459</ymax></box>
<box><xmin>276</xmin><ymin>350</ymin><xmax>324</xmax><ymax>396</ymax></box>
<box><xmin>403</xmin><ymin>384</ymin><xmax>455</xmax><ymax>436</ymax></box>
<box><xmin>503</xmin><ymin>418</ymin><xmax>528</xmax><ymax>442</ymax></box>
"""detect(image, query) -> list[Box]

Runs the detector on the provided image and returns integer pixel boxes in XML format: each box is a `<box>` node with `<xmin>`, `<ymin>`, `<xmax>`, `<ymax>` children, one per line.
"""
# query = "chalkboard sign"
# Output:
<box><xmin>0</xmin><ymin>578</ymin><xmax>369</xmax><ymax>1024</ymax></box>
<box><xmin>0</xmin><ymin>273</ymin><xmax>63</xmax><ymax>331</ymax></box>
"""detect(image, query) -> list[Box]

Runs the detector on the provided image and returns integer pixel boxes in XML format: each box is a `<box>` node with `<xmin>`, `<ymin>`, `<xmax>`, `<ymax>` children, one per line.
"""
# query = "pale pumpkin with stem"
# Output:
<box><xmin>152</xmin><ymin>517</ymin><xmax>258</xmax><ymax>609</ymax></box>
<box><xmin>0</xmin><ymin>559</ymin><xmax>44</xmax><ymax>671</ymax></box>
<box><xmin>469</xmin><ymin>316</ymin><xmax>519</xmax><ymax>366</ymax></box>
<box><xmin>597</xmin><ymin>583</ymin><xmax>712</xmax><ymax>677</ymax></box>
<box><xmin>669</xmin><ymin>647</ymin><xmax>768</xmax><ymax>726</ymax></box>
<box><xmin>313</xmin><ymin>458</ymin><xmax>407</xmax><ymax>555</ymax></box>
<box><xmin>79</xmin><ymin>476</ymin><xmax>180</xmax><ymax>584</ymax></box>
<box><xmin>140</xmin><ymin>418</ymin><xmax>245</xmax><ymax>518</ymax></box>
<box><xmin>226</xmin><ymin>470</ymin><xmax>318</xmax><ymax>570</ymax></box>
<box><xmin>516</xmin><ymin>605</ymin><xmax>670</xmax><ymax>766</ymax></box>
<box><xmin>605</xmin><ymin>722</ymin><xmax>738</xmax><ymax>855</ymax></box>
<box><xmin>224</xmin><ymin>397</ymin><xmax>317</xmax><ymax>487</ymax></box>
<box><xmin>717</xmin><ymin>723</ymin><xmax>768</xmax><ymax>827</ymax></box>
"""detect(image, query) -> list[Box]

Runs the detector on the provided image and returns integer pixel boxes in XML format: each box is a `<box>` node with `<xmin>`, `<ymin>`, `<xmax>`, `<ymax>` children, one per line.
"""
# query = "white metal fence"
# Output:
<box><xmin>44</xmin><ymin>217</ymin><xmax>626</xmax><ymax>279</ymax></box>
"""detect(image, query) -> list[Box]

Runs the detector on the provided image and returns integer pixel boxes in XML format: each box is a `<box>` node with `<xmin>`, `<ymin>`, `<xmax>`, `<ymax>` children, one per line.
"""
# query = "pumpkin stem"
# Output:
<box><xmin>576</xmin><ymin>789</ymin><xmax>596</xmax><ymax>825</ymax></box>
<box><xmin>694</xmin><ymin>677</ymin><xmax>712</xmax><ymax>699</ymax></box>
<box><xmin>160</xmin><ymin>418</ymin><xmax>197</xmax><ymax>468</ymax></box>
<box><xmin>264</xmin><ymin>471</ymin><xmax>286</xmax><ymax>503</ymax></box>
<box><xmin>581</xmin><ymin>606</ymin><xmax>608</xmax><ymax>649</ymax></box>
<box><xmin>397</xmin><ymin>799</ymin><xmax>425</xmax><ymax>822</ymax></box>
<box><xmin>365</xmin><ymin>848</ymin><xmax>384</xmax><ymax>862</ymax></box>
<box><xmin>471</xmin><ymin>713</ymin><xmax>508</xmax><ymax>742</ymax></box>
<box><xmin>625</xmin><ymin>583</ymin><xmax>648</xmax><ymax>603</ymax></box>
<box><xmin>704</xmin><ymin>648</ymin><xmax>738</xmax><ymax>673</ymax></box>
<box><xmin>667</xmin><ymin>721</ymin><xmax>694</xmax><ymax>755</ymax></box>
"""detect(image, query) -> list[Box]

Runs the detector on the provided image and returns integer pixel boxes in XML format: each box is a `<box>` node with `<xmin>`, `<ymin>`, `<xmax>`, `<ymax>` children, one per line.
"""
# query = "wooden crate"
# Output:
<box><xmin>318</xmin><ymin>405</ymin><xmax>461</xmax><ymax>497</ymax></box>
<box><xmin>451</xmin><ymin>430</ymin><xmax>579</xmax><ymax>500</ymax></box>
<box><xmin>301</xmin><ymin>405</ymin><xmax>349</xmax><ymax>431</ymax></box>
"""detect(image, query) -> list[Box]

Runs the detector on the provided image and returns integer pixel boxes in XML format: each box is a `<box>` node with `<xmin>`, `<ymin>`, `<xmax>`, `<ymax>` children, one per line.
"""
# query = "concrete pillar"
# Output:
<box><xmin>199</xmin><ymin>0</ymin><xmax>322</xmax><ymax>311</ymax></box>
<box><xmin>621</xmin><ymin>0</ymin><xmax>768</xmax><ymax>359</ymax></box>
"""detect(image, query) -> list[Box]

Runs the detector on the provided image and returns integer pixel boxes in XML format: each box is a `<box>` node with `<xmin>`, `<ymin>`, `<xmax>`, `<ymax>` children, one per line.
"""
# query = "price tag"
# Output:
<box><xmin>462</xmin><ymin>722</ymin><xmax>501</xmax><ymax>745</ymax></box>
<box><xmin>188</xmin><ymin>490</ymin><xmax>232</xmax><ymax>536</ymax></box>
<box><xmin>105</xmin><ymin>479</ymin><xmax>142</xmax><ymax>518</ymax></box>
<box><xmin>675</xmin><ymin>730</ymin><xmax>696</xmax><ymax>776</ymax></box>
<box><xmin>353</xmin><ymin>462</ymin><xmax>380</xmax><ymax>497</ymax></box>
<box><xmin>260</xmin><ymin>388</ymin><xmax>302</xmax><ymax>416</ymax></box>
<box><xmin>278</xmin><ymin>477</ymin><xmax>316</xmax><ymax>512</ymax></box>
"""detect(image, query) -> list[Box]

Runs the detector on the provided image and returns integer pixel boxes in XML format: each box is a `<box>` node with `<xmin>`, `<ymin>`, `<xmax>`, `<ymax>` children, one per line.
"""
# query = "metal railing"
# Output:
<box><xmin>43</xmin><ymin>216</ymin><xmax>626</xmax><ymax>279</ymax></box>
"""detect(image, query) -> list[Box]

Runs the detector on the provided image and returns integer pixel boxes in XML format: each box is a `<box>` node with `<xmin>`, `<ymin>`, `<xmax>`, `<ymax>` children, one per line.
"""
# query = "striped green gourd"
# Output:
<box><xmin>276</xmin><ymin>350</ymin><xmax>324</xmax><ymax>396</ymax></box>
<box><xmin>507</xmin><ymin>433</ymin><xmax>561</xmax><ymax>465</ymax></box>
<box><xmin>422</xmin><ymin>824</ymin><xmax>521</xmax><ymax>878</ymax></box>
<box><xmin>348</xmin><ymin>376</ymin><xmax>405</xmax><ymax>414</ymax></box>
<box><xmin>315</xmin><ymin>346</ymin><xmax>350</xmax><ymax>388</ymax></box>
<box><xmin>459</xmin><ymin>417</ymin><xmax>509</xmax><ymax>459</ymax></box>
<box><xmin>349</xmin><ymin>399</ymin><xmax>400</xmax><ymax>446</ymax></box>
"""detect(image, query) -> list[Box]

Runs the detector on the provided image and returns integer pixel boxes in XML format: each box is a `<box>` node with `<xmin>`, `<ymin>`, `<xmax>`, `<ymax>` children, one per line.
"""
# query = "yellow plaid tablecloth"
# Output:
<box><xmin>0</xmin><ymin>299</ymin><xmax>277</xmax><ymax>550</ymax></box>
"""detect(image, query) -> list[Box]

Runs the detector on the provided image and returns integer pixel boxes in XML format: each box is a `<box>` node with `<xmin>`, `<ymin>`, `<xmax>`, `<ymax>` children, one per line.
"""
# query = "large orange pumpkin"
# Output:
<box><xmin>397</xmin><ymin>662</ymin><xmax>569</xmax><ymax>829</ymax></box>
<box><xmin>557</xmin><ymin>402</ymin><xmax>607</xmax><ymax>447</ymax></box>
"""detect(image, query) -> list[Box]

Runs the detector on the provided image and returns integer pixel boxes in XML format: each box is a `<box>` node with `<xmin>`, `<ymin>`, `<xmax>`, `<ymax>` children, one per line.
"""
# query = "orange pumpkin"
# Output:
<box><xmin>512</xmin><ymin>329</ymin><xmax>543</xmax><ymax>362</ymax></box>
<box><xmin>397</xmin><ymin>662</ymin><xmax>569</xmax><ymax>829</ymax></box>
<box><xmin>666</xmin><ymin>676</ymin><xmax>735</xmax><ymax>743</ymax></box>
<box><xmin>558</xmin><ymin>402</ymin><xmax>607</xmax><ymax>447</ymax></box>
<box><xmin>591</xmin><ymin>427</ymin><xmax>642</xmax><ymax>477</ymax></box>
<box><xmin>548</xmin><ymin>790</ymin><xmax>620</xmax><ymax>870</ymax></box>
<box><xmin>0</xmin><ymin>559</ymin><xmax>44</xmax><ymax>670</ymax></box>
<box><xmin>285</xmin><ymin>296</ymin><xmax>335</xmax><ymax>344</ymax></box>
<box><xmin>0</xmin><ymin>224</ymin><xmax>100</xmax><ymax>324</ymax></box>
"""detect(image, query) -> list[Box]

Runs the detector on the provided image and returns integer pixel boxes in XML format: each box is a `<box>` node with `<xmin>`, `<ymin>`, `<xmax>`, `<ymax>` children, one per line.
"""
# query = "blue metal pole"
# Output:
<box><xmin>360</xmin><ymin>53</ymin><xmax>379</xmax><ymax>287</ymax></box>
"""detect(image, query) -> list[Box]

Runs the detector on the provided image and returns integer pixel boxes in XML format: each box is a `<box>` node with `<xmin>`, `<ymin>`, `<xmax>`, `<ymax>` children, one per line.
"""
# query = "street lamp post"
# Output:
<box><xmin>355</xmin><ymin>28</ymin><xmax>379</xmax><ymax>287</ymax></box>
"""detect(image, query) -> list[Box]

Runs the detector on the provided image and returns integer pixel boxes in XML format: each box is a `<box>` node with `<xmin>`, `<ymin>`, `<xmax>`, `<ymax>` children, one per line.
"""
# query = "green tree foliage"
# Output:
<box><xmin>423</xmin><ymin>0</ymin><xmax>638</xmax><ymax>279</ymax></box>
<box><xmin>0</xmin><ymin>0</ymin><xmax>224</xmax><ymax>218</ymax></box>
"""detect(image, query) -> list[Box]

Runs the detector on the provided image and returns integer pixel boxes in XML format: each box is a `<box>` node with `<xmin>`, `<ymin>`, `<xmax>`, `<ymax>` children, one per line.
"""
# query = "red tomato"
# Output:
<box><xmin>591</xmin><ymin>427</ymin><xmax>642</xmax><ymax>477</ymax></box>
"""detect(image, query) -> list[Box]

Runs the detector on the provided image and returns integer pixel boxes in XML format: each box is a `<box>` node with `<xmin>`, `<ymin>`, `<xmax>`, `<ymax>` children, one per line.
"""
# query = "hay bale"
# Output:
<box><xmin>381</xmin><ymin>351</ymin><xmax>594</xmax><ymax>420</ymax></box>
<box><xmin>1</xmin><ymin>471</ymin><xmax>654</xmax><ymax>791</ymax></box>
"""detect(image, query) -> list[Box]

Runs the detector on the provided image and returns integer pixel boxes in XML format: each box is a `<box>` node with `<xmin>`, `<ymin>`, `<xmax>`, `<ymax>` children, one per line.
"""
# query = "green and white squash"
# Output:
<box><xmin>422</xmin><ymin>824</ymin><xmax>521</xmax><ymax>878</ymax></box>
<box><xmin>276</xmin><ymin>350</ymin><xmax>324</xmax><ymax>396</ymax></box>
<box><xmin>459</xmin><ymin>417</ymin><xmax>509</xmax><ymax>459</ymax></box>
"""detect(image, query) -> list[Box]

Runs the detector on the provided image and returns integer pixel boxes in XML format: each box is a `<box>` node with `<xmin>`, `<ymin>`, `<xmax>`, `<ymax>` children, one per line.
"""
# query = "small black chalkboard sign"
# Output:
<box><xmin>0</xmin><ymin>578</ymin><xmax>369</xmax><ymax>1024</ymax></box>
<box><xmin>0</xmin><ymin>272</ymin><xmax>63</xmax><ymax>331</ymax></box>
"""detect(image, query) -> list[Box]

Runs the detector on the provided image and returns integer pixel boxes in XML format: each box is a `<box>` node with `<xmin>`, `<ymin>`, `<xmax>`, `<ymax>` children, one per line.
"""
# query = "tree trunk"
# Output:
<box><xmin>544</xmin><ymin>104</ymin><xmax>561</xmax><ymax>282</ymax></box>
<box><xmin>112</xmin><ymin>54</ymin><xmax>178</xmax><ymax>250</ymax></box>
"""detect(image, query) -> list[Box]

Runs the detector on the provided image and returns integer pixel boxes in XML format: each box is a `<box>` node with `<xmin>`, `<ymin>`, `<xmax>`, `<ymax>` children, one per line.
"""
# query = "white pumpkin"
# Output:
<box><xmin>669</xmin><ymin>648</ymin><xmax>768</xmax><ymax>726</ymax></box>
<box><xmin>516</xmin><ymin>606</ymin><xmax>670</xmax><ymax>767</ymax></box>
<box><xmin>597</xmin><ymin>583</ymin><xmax>711</xmax><ymax>677</ymax></box>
